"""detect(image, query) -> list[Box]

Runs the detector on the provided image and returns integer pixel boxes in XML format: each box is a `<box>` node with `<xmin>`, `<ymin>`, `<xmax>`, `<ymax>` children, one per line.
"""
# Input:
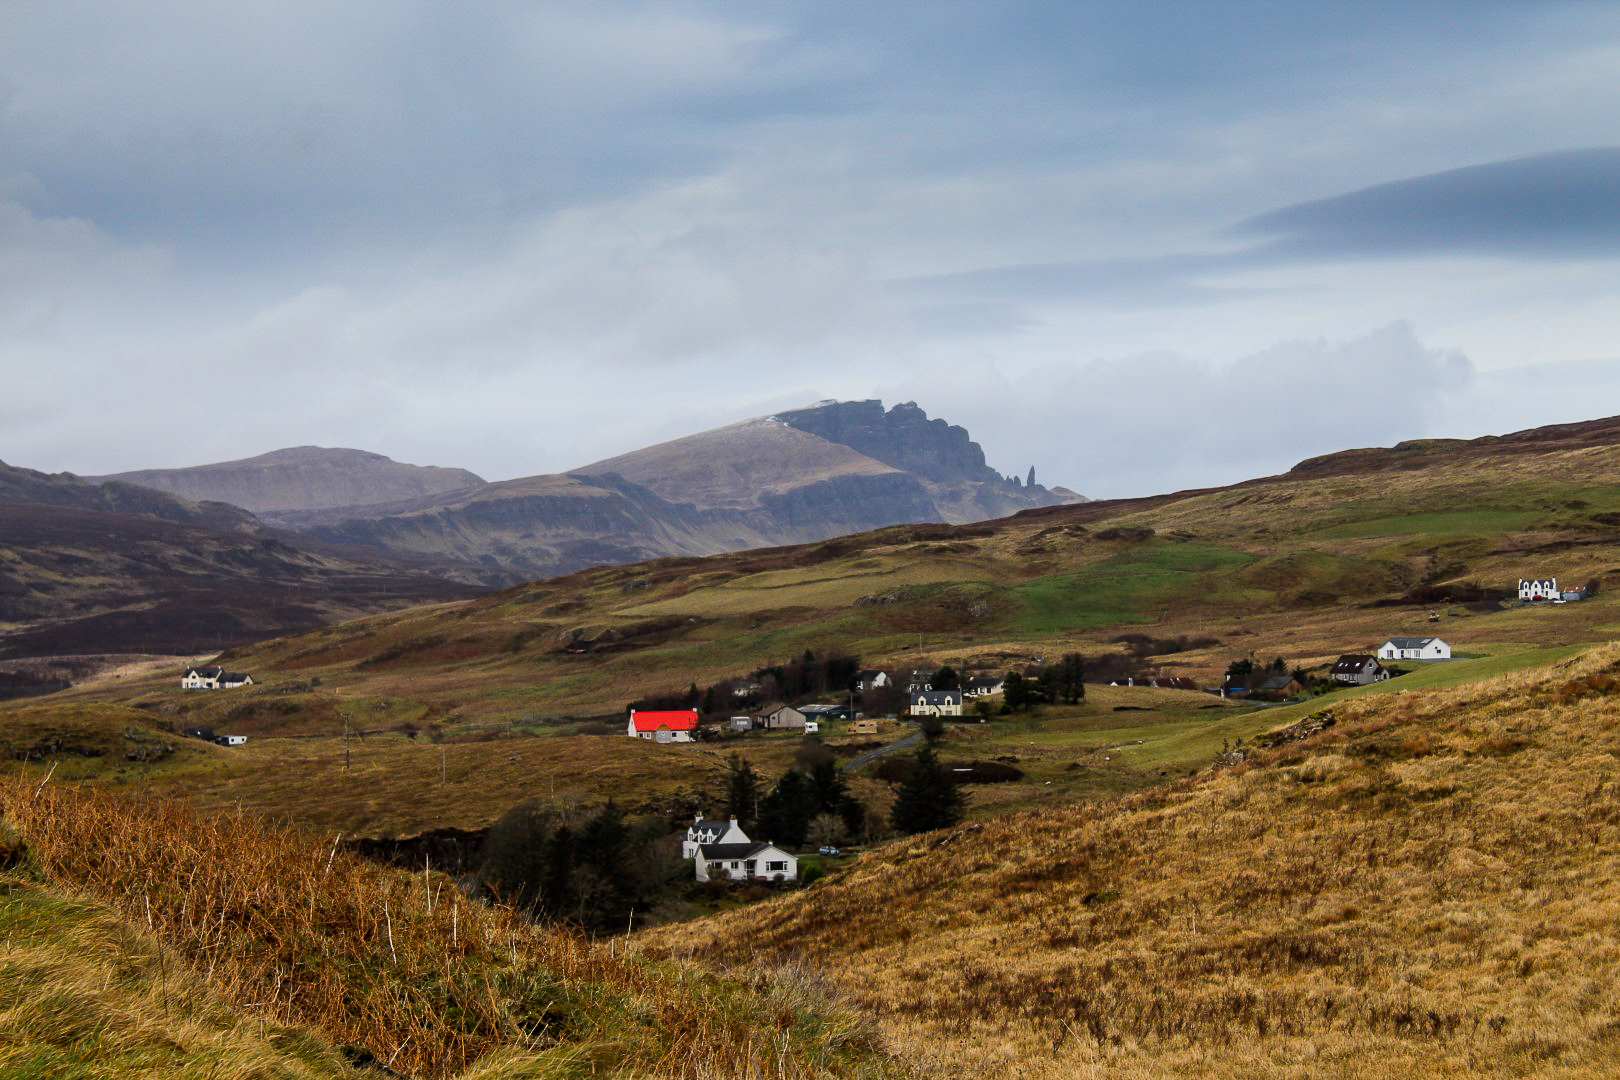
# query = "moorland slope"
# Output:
<box><xmin>660</xmin><ymin>644</ymin><xmax>1620</xmax><ymax>1078</ymax></box>
<box><xmin>112</xmin><ymin>412</ymin><xmax>1620</xmax><ymax>727</ymax></box>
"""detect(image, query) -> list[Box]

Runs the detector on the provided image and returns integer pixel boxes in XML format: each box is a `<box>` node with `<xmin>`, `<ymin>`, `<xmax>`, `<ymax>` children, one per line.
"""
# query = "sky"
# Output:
<box><xmin>2</xmin><ymin>1</ymin><xmax>1618</xmax><ymax>500</ymax></box>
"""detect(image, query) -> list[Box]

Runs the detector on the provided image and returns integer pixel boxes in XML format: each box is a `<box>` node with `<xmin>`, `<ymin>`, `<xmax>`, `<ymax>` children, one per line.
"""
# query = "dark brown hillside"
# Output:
<box><xmin>0</xmin><ymin>458</ymin><xmax>259</xmax><ymax>533</ymax></box>
<box><xmin>0</xmin><ymin>501</ymin><xmax>475</xmax><ymax>659</ymax></box>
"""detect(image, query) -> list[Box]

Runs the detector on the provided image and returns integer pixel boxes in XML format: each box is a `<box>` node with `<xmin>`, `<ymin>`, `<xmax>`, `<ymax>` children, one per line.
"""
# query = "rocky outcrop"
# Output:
<box><xmin>776</xmin><ymin>400</ymin><xmax>1002</xmax><ymax>486</ymax></box>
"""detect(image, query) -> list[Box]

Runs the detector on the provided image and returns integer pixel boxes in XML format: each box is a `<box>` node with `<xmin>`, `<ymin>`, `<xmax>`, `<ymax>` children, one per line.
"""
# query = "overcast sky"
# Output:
<box><xmin>3</xmin><ymin>2</ymin><xmax>1618</xmax><ymax>499</ymax></box>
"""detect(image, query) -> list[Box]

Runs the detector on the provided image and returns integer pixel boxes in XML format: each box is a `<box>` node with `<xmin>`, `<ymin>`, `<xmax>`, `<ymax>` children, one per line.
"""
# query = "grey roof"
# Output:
<box><xmin>185</xmin><ymin>665</ymin><xmax>223</xmax><ymax>677</ymax></box>
<box><xmin>1255</xmin><ymin>675</ymin><xmax>1299</xmax><ymax>691</ymax></box>
<box><xmin>913</xmin><ymin>690</ymin><xmax>963</xmax><ymax>704</ymax></box>
<box><xmin>698</xmin><ymin>841</ymin><xmax>781</xmax><ymax>861</ymax></box>
<box><xmin>1384</xmin><ymin>637</ymin><xmax>1437</xmax><ymax>649</ymax></box>
<box><xmin>1332</xmin><ymin>654</ymin><xmax>1379</xmax><ymax>673</ymax></box>
<box><xmin>688</xmin><ymin>818</ymin><xmax>736</xmax><ymax>835</ymax></box>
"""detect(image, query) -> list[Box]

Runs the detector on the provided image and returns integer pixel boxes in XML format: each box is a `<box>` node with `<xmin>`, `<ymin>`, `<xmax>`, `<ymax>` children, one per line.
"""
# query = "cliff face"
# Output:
<box><xmin>775</xmin><ymin>400</ymin><xmax>1003</xmax><ymax>486</ymax></box>
<box><xmin>68</xmin><ymin>400</ymin><xmax>1083</xmax><ymax>587</ymax></box>
<box><xmin>92</xmin><ymin>447</ymin><xmax>485</xmax><ymax>515</ymax></box>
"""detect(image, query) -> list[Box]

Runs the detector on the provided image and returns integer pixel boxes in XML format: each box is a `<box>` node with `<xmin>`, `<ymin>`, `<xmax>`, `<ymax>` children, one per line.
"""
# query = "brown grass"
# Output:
<box><xmin>1</xmin><ymin>779</ymin><xmax>903</xmax><ymax>1079</ymax></box>
<box><xmin>657</xmin><ymin>645</ymin><xmax>1620</xmax><ymax>1077</ymax></box>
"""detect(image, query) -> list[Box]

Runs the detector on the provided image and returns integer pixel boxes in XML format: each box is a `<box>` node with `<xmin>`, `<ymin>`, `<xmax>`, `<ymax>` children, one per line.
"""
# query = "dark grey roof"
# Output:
<box><xmin>1332</xmin><ymin>654</ymin><xmax>1379</xmax><ymax>673</ymax></box>
<box><xmin>220</xmin><ymin>672</ymin><xmax>251</xmax><ymax>682</ymax></box>
<box><xmin>688</xmin><ymin>818</ymin><xmax>735</xmax><ymax>835</ymax></box>
<box><xmin>1256</xmin><ymin>675</ymin><xmax>1299</xmax><ymax>691</ymax></box>
<box><xmin>913</xmin><ymin>690</ymin><xmax>963</xmax><ymax>705</ymax></box>
<box><xmin>185</xmin><ymin>665</ymin><xmax>223</xmax><ymax>678</ymax></box>
<box><xmin>1385</xmin><ymin>637</ymin><xmax>1436</xmax><ymax>649</ymax></box>
<box><xmin>698</xmin><ymin>841</ymin><xmax>779</xmax><ymax>860</ymax></box>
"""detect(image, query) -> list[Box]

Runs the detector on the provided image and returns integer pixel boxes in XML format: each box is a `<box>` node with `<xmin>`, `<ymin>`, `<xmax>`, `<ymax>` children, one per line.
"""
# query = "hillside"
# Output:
<box><xmin>92</xmin><ymin>446</ymin><xmax>485</xmax><ymax>516</ymax></box>
<box><xmin>0</xmin><ymin>776</ymin><xmax>904</xmax><ymax>1079</ymax></box>
<box><xmin>0</xmin><ymin>501</ymin><xmax>476</xmax><ymax>663</ymax></box>
<box><xmin>657</xmin><ymin>644</ymin><xmax>1620</xmax><ymax>1077</ymax></box>
<box><xmin>0</xmin><ymin>458</ymin><xmax>260</xmax><ymax>534</ymax></box>
<box><xmin>262</xmin><ymin>400</ymin><xmax>1081</xmax><ymax>583</ymax></box>
<box><xmin>96</xmin><ymin>412</ymin><xmax>1620</xmax><ymax>727</ymax></box>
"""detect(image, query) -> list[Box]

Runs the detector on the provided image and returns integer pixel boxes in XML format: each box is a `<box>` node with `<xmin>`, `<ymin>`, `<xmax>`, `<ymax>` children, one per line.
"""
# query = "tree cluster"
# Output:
<box><xmin>888</xmin><ymin>745</ymin><xmax>966</xmax><ymax>835</ymax></box>
<box><xmin>725</xmin><ymin>743</ymin><xmax>865</xmax><ymax>849</ymax></box>
<box><xmin>630</xmin><ymin>649</ymin><xmax>863</xmax><ymax>721</ymax></box>
<box><xmin>477</xmin><ymin>801</ymin><xmax>682</xmax><ymax>933</ymax></box>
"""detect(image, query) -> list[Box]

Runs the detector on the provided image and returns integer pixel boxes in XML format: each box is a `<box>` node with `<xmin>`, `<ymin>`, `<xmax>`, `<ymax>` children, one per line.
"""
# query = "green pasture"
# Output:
<box><xmin>1004</xmin><ymin>541</ymin><xmax>1259</xmax><ymax>634</ymax></box>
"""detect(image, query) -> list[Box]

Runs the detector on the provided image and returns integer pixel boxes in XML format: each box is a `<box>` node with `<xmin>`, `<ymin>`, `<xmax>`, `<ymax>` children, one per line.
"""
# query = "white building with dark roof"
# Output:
<box><xmin>1519</xmin><ymin>577</ymin><xmax>1558</xmax><ymax>601</ymax></box>
<box><xmin>181</xmin><ymin>665</ymin><xmax>253</xmax><ymax>690</ymax></box>
<box><xmin>1376</xmin><ymin>637</ymin><xmax>1451</xmax><ymax>661</ymax></box>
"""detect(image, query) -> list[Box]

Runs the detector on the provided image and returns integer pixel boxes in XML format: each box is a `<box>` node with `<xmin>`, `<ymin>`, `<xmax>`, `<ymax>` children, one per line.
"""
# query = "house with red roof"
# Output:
<box><xmin>627</xmin><ymin>709</ymin><xmax>700</xmax><ymax>743</ymax></box>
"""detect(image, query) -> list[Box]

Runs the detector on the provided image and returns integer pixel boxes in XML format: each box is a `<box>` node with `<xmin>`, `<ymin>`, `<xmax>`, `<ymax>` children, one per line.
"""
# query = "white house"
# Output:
<box><xmin>682</xmin><ymin>816</ymin><xmax>750</xmax><ymax>858</ymax></box>
<box><xmin>1519</xmin><ymin>578</ymin><xmax>1558</xmax><ymax>601</ymax></box>
<box><xmin>964</xmin><ymin>675</ymin><xmax>1005</xmax><ymax>698</ymax></box>
<box><xmin>627</xmin><ymin>709</ymin><xmax>700</xmax><ymax>743</ymax></box>
<box><xmin>181</xmin><ymin>666</ymin><xmax>253</xmax><ymax>690</ymax></box>
<box><xmin>695</xmin><ymin>840</ymin><xmax>799</xmax><ymax>883</ymax></box>
<box><xmin>1330</xmin><ymin>654</ymin><xmax>1390</xmax><ymax>686</ymax></box>
<box><xmin>854</xmin><ymin>669</ymin><xmax>891</xmax><ymax>692</ymax></box>
<box><xmin>215</xmin><ymin>734</ymin><xmax>249</xmax><ymax>747</ymax></box>
<box><xmin>1377</xmin><ymin>637</ymin><xmax>1451</xmax><ymax>661</ymax></box>
<box><xmin>911</xmin><ymin>690</ymin><xmax>963</xmax><ymax>717</ymax></box>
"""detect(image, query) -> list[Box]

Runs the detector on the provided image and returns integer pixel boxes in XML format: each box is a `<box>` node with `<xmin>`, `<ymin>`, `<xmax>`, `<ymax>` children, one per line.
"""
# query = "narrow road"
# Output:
<box><xmin>841</xmin><ymin>730</ymin><xmax>923</xmax><ymax>773</ymax></box>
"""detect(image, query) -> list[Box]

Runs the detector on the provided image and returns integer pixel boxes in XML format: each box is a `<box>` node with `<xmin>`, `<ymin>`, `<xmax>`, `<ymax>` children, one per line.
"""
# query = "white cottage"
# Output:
<box><xmin>682</xmin><ymin>816</ymin><xmax>750</xmax><ymax>858</ymax></box>
<box><xmin>1376</xmin><ymin>637</ymin><xmax>1451</xmax><ymax>661</ymax></box>
<box><xmin>695</xmin><ymin>841</ymin><xmax>799</xmax><ymax>883</ymax></box>
<box><xmin>1519</xmin><ymin>577</ymin><xmax>1558</xmax><ymax>601</ymax></box>
<box><xmin>181</xmin><ymin>666</ymin><xmax>253</xmax><ymax>690</ymax></box>
<box><xmin>911</xmin><ymin>690</ymin><xmax>963</xmax><ymax>717</ymax></box>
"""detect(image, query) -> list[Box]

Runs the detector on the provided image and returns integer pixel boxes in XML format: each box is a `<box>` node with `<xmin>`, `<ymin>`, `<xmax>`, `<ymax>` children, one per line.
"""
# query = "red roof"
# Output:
<box><xmin>630</xmin><ymin>709</ymin><xmax>700</xmax><ymax>733</ymax></box>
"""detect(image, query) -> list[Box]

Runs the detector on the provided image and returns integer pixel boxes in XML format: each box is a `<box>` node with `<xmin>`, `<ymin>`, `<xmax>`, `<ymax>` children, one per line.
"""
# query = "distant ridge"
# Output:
<box><xmin>270</xmin><ymin>400</ymin><xmax>1086</xmax><ymax>583</ymax></box>
<box><xmin>92</xmin><ymin>446</ymin><xmax>485</xmax><ymax>515</ymax></box>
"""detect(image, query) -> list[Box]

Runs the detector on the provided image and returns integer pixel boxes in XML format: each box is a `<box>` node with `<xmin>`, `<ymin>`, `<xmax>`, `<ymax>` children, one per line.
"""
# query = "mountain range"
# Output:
<box><xmin>0</xmin><ymin>400</ymin><xmax>1079</xmax><ymax>661</ymax></box>
<box><xmin>97</xmin><ymin>400</ymin><xmax>1083</xmax><ymax>584</ymax></box>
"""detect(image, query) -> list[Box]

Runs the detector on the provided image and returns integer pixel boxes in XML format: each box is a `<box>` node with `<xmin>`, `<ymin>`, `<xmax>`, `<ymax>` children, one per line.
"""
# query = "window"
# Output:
<box><xmin>766</xmin><ymin>860</ymin><xmax>787</xmax><ymax>872</ymax></box>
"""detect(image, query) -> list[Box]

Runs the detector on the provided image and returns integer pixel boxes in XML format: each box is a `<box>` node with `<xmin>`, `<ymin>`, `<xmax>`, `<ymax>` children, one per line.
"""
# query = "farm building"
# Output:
<box><xmin>627</xmin><ymin>709</ymin><xmax>700</xmax><ymax>743</ymax></box>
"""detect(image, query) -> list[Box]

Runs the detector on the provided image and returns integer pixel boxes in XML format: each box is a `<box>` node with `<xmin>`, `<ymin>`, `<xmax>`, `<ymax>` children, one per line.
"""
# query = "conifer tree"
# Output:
<box><xmin>889</xmin><ymin>745</ymin><xmax>965</xmax><ymax>835</ymax></box>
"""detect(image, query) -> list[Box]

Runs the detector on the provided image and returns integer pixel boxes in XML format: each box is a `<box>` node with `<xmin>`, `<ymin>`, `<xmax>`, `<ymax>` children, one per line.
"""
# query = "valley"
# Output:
<box><xmin>5</xmin><ymin>413</ymin><xmax>1620</xmax><ymax>1077</ymax></box>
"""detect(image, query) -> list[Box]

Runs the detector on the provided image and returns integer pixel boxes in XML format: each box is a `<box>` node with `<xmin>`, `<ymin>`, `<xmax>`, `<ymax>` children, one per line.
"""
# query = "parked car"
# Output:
<box><xmin>818</xmin><ymin>846</ymin><xmax>840</xmax><ymax>857</ymax></box>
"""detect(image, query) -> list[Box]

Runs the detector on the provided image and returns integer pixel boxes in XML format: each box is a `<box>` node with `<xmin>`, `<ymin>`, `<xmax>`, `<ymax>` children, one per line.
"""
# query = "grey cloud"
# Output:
<box><xmin>1234</xmin><ymin>148</ymin><xmax>1620</xmax><ymax>260</ymax></box>
<box><xmin>915</xmin><ymin>324</ymin><xmax>1475</xmax><ymax>500</ymax></box>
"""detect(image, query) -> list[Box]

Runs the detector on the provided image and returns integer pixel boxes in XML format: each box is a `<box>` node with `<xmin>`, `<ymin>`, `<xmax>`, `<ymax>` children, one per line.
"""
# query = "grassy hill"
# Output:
<box><xmin>75</xmin><ymin>415</ymin><xmax>1620</xmax><ymax>715</ymax></box>
<box><xmin>656</xmin><ymin>643</ymin><xmax>1620</xmax><ymax>1078</ymax></box>
<box><xmin>11</xmin><ymin>414</ymin><xmax>1620</xmax><ymax>841</ymax></box>
<box><xmin>0</xmin><ymin>778</ymin><xmax>905</xmax><ymax>1079</ymax></box>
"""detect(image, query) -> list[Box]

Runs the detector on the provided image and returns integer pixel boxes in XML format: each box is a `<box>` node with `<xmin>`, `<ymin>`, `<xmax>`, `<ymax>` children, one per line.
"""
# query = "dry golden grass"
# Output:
<box><xmin>657</xmin><ymin>644</ymin><xmax>1620</xmax><ymax>1078</ymax></box>
<box><xmin>0</xmin><ymin>779</ymin><xmax>905</xmax><ymax>1079</ymax></box>
<box><xmin>0</xmin><ymin>874</ymin><xmax>369</xmax><ymax>1078</ymax></box>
